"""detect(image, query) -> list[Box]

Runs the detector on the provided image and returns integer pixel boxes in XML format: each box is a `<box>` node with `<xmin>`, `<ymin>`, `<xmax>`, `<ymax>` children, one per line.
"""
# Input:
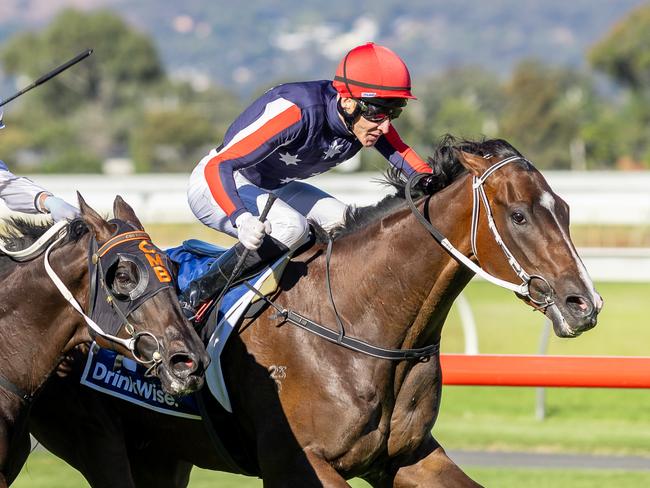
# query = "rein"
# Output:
<box><xmin>406</xmin><ymin>155</ymin><xmax>554</xmax><ymax>309</ymax></box>
<box><xmin>208</xmin><ymin>154</ymin><xmax>556</xmax><ymax>362</ymax></box>
<box><xmin>246</xmin><ymin>237</ymin><xmax>440</xmax><ymax>362</ymax></box>
<box><xmin>262</xmin><ymin>154</ymin><xmax>555</xmax><ymax>361</ymax></box>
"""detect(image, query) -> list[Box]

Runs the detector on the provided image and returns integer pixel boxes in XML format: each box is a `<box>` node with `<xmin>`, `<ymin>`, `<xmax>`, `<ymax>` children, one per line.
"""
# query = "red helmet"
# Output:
<box><xmin>333</xmin><ymin>42</ymin><xmax>415</xmax><ymax>99</ymax></box>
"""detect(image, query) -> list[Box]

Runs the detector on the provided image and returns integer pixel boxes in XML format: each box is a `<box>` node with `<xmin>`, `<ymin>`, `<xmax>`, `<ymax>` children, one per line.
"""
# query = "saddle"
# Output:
<box><xmin>166</xmin><ymin>239</ymin><xmax>292</xmax><ymax>412</ymax></box>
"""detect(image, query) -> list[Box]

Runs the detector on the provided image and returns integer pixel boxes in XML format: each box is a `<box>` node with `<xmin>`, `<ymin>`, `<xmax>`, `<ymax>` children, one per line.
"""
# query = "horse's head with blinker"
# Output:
<box><xmin>78</xmin><ymin>194</ymin><xmax>209</xmax><ymax>395</ymax></box>
<box><xmin>455</xmin><ymin>141</ymin><xmax>602</xmax><ymax>337</ymax></box>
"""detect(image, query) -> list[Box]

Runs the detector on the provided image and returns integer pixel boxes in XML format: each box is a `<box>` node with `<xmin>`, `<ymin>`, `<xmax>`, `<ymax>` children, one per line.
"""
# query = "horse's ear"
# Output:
<box><xmin>113</xmin><ymin>195</ymin><xmax>144</xmax><ymax>231</ymax></box>
<box><xmin>456</xmin><ymin>150</ymin><xmax>489</xmax><ymax>177</ymax></box>
<box><xmin>78</xmin><ymin>192</ymin><xmax>116</xmax><ymax>243</ymax></box>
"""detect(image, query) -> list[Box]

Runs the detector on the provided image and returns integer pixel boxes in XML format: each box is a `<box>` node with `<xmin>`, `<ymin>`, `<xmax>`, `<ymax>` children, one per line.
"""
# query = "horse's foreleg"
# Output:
<box><xmin>0</xmin><ymin>401</ymin><xmax>33</xmax><ymax>486</ymax></box>
<box><xmin>386</xmin><ymin>436</ymin><xmax>482</xmax><ymax>488</ymax></box>
<box><xmin>129</xmin><ymin>448</ymin><xmax>192</xmax><ymax>488</ymax></box>
<box><xmin>29</xmin><ymin>379</ymin><xmax>138</xmax><ymax>488</ymax></box>
<box><xmin>261</xmin><ymin>449</ymin><xmax>352</xmax><ymax>488</ymax></box>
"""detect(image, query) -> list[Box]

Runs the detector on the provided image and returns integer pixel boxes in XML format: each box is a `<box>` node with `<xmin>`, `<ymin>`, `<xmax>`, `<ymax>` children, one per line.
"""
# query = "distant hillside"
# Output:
<box><xmin>1</xmin><ymin>0</ymin><xmax>647</xmax><ymax>97</ymax></box>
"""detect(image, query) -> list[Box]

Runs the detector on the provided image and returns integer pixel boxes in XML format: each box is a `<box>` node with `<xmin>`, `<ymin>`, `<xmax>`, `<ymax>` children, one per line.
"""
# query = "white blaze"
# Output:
<box><xmin>539</xmin><ymin>191</ymin><xmax>599</xmax><ymax>303</ymax></box>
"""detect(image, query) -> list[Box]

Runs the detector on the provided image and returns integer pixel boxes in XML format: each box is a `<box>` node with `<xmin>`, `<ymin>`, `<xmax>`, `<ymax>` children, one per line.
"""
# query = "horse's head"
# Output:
<box><xmin>78</xmin><ymin>194</ymin><xmax>209</xmax><ymax>395</ymax></box>
<box><xmin>456</xmin><ymin>141</ymin><xmax>602</xmax><ymax>338</ymax></box>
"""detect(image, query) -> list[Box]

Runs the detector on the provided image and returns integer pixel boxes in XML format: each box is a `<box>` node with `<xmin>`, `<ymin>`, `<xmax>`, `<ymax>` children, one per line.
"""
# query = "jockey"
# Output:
<box><xmin>181</xmin><ymin>42</ymin><xmax>432</xmax><ymax>321</ymax></box>
<box><xmin>0</xmin><ymin>112</ymin><xmax>79</xmax><ymax>221</ymax></box>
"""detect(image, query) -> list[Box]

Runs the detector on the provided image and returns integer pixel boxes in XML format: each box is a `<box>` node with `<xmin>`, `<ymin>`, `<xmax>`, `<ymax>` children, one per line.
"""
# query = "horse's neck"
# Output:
<box><xmin>0</xmin><ymin>237</ymin><xmax>89</xmax><ymax>395</ymax></box>
<box><xmin>333</xmin><ymin>176</ymin><xmax>474</xmax><ymax>351</ymax></box>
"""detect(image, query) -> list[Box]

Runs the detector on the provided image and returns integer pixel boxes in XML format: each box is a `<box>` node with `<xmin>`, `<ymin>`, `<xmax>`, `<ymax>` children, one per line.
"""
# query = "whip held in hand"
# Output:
<box><xmin>231</xmin><ymin>194</ymin><xmax>277</xmax><ymax>279</ymax></box>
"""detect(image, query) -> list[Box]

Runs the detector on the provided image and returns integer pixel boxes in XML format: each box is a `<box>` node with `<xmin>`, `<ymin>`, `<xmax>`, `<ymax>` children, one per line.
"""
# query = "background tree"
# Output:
<box><xmin>131</xmin><ymin>81</ymin><xmax>242</xmax><ymax>172</ymax></box>
<box><xmin>356</xmin><ymin>67</ymin><xmax>505</xmax><ymax>172</ymax></box>
<box><xmin>588</xmin><ymin>4</ymin><xmax>650</xmax><ymax>168</ymax></box>
<box><xmin>0</xmin><ymin>9</ymin><xmax>164</xmax><ymax>171</ymax></box>
<box><xmin>0</xmin><ymin>9</ymin><xmax>241</xmax><ymax>173</ymax></box>
<box><xmin>500</xmin><ymin>59</ymin><xmax>598</xmax><ymax>169</ymax></box>
<box><xmin>589</xmin><ymin>4</ymin><xmax>650</xmax><ymax>93</ymax></box>
<box><xmin>2</xmin><ymin>9</ymin><xmax>163</xmax><ymax>114</ymax></box>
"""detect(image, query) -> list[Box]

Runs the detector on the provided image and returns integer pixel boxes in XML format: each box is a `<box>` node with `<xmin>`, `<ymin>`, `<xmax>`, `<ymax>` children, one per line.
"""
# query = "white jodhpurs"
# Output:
<box><xmin>188</xmin><ymin>168</ymin><xmax>347</xmax><ymax>251</ymax></box>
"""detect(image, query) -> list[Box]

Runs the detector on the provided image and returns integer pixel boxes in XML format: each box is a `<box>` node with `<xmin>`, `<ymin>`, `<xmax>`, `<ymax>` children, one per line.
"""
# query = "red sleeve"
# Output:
<box><xmin>374</xmin><ymin>125</ymin><xmax>432</xmax><ymax>175</ymax></box>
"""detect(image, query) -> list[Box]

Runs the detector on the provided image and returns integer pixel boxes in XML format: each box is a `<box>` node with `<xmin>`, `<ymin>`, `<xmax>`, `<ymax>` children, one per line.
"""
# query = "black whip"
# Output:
<box><xmin>0</xmin><ymin>49</ymin><xmax>93</xmax><ymax>108</ymax></box>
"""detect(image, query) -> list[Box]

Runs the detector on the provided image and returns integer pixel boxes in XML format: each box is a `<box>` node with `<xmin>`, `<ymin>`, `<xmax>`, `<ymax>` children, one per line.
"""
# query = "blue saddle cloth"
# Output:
<box><xmin>80</xmin><ymin>344</ymin><xmax>201</xmax><ymax>419</ymax></box>
<box><xmin>166</xmin><ymin>239</ymin><xmax>230</xmax><ymax>293</ymax></box>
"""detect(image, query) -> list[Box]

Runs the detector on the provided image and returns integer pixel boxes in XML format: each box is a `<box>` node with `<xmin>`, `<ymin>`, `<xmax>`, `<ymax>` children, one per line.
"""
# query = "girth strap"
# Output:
<box><xmin>277</xmin><ymin>310</ymin><xmax>440</xmax><ymax>361</ymax></box>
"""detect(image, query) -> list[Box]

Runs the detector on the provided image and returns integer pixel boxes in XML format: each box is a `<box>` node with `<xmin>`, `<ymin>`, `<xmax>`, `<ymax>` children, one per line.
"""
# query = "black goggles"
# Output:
<box><xmin>356</xmin><ymin>99</ymin><xmax>404</xmax><ymax>123</ymax></box>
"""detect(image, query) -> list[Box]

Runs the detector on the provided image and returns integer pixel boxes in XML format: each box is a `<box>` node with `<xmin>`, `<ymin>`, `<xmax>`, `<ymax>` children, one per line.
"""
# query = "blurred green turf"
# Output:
<box><xmin>14</xmin><ymin>451</ymin><xmax>650</xmax><ymax>487</ymax></box>
<box><xmin>441</xmin><ymin>281</ymin><xmax>650</xmax><ymax>356</ymax></box>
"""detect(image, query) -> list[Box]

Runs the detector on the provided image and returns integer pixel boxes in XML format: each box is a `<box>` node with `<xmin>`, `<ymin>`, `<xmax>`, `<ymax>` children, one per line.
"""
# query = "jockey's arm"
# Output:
<box><xmin>374</xmin><ymin>125</ymin><xmax>432</xmax><ymax>177</ymax></box>
<box><xmin>0</xmin><ymin>160</ymin><xmax>80</xmax><ymax>220</ymax></box>
<box><xmin>0</xmin><ymin>160</ymin><xmax>51</xmax><ymax>214</ymax></box>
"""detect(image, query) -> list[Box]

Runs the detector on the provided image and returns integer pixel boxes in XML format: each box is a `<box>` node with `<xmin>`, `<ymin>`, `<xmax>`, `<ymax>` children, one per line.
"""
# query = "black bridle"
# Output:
<box><xmin>87</xmin><ymin>220</ymin><xmax>175</xmax><ymax>371</ymax></box>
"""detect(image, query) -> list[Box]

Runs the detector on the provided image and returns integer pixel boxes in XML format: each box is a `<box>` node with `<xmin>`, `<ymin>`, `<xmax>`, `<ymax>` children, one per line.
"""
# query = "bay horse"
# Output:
<box><xmin>0</xmin><ymin>195</ymin><xmax>209</xmax><ymax>487</ymax></box>
<box><xmin>29</xmin><ymin>138</ymin><xmax>601</xmax><ymax>487</ymax></box>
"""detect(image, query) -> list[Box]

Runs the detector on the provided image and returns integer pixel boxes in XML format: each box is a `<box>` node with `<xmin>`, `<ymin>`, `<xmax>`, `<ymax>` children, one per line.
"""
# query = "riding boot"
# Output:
<box><xmin>179</xmin><ymin>236</ymin><xmax>288</xmax><ymax>322</ymax></box>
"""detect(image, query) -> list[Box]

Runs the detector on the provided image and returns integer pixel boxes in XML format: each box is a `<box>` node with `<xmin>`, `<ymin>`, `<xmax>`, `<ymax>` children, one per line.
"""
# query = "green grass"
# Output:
<box><xmin>15</xmin><ymin>452</ymin><xmax>650</xmax><ymax>487</ymax></box>
<box><xmin>435</xmin><ymin>281</ymin><xmax>650</xmax><ymax>458</ymax></box>
<box><xmin>435</xmin><ymin>388</ymin><xmax>650</xmax><ymax>456</ymax></box>
<box><xmin>465</xmin><ymin>467</ymin><xmax>650</xmax><ymax>488</ymax></box>
<box><xmin>13</xmin><ymin>452</ymin><xmax>86</xmax><ymax>488</ymax></box>
<box><xmin>13</xmin><ymin>451</ymin><xmax>373</xmax><ymax>487</ymax></box>
<box><xmin>441</xmin><ymin>281</ymin><xmax>650</xmax><ymax>356</ymax></box>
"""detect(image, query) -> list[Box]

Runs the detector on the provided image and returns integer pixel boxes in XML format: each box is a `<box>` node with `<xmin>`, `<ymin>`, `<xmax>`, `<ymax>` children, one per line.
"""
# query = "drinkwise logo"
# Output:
<box><xmin>81</xmin><ymin>344</ymin><xmax>201</xmax><ymax>420</ymax></box>
<box><xmin>91</xmin><ymin>360</ymin><xmax>180</xmax><ymax>407</ymax></box>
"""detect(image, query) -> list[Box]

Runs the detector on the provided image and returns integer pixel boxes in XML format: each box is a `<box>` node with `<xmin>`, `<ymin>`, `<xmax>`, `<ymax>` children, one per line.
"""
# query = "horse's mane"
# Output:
<box><xmin>327</xmin><ymin>135</ymin><xmax>524</xmax><ymax>241</ymax></box>
<box><xmin>0</xmin><ymin>217</ymin><xmax>89</xmax><ymax>275</ymax></box>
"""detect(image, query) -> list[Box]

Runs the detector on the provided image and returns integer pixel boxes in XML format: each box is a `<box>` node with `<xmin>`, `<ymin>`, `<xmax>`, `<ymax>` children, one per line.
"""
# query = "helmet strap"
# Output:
<box><xmin>337</xmin><ymin>98</ymin><xmax>360</xmax><ymax>133</ymax></box>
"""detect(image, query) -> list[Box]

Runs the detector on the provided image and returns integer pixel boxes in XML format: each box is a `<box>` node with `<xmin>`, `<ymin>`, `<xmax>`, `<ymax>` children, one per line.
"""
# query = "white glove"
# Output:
<box><xmin>43</xmin><ymin>196</ymin><xmax>81</xmax><ymax>222</ymax></box>
<box><xmin>235</xmin><ymin>212</ymin><xmax>272</xmax><ymax>250</ymax></box>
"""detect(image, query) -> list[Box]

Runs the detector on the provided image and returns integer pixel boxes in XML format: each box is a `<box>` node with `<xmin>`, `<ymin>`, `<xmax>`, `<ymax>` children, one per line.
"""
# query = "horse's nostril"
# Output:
<box><xmin>169</xmin><ymin>352</ymin><xmax>197</xmax><ymax>377</ymax></box>
<box><xmin>566</xmin><ymin>295</ymin><xmax>592</xmax><ymax>316</ymax></box>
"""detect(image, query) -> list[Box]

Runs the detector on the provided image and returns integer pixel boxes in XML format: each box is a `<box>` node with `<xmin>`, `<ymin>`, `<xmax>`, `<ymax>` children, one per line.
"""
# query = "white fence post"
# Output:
<box><xmin>536</xmin><ymin>318</ymin><xmax>552</xmax><ymax>421</ymax></box>
<box><xmin>456</xmin><ymin>292</ymin><xmax>479</xmax><ymax>355</ymax></box>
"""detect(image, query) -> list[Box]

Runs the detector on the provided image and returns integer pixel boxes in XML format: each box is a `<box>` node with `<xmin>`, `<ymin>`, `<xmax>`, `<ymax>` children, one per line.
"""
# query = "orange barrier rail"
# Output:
<box><xmin>440</xmin><ymin>354</ymin><xmax>650</xmax><ymax>388</ymax></box>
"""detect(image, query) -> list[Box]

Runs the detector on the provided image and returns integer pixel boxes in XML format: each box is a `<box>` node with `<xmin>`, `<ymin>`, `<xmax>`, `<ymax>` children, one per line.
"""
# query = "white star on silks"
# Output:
<box><xmin>279</xmin><ymin>177</ymin><xmax>297</xmax><ymax>184</ymax></box>
<box><xmin>323</xmin><ymin>140</ymin><xmax>344</xmax><ymax>159</ymax></box>
<box><xmin>279</xmin><ymin>152</ymin><xmax>301</xmax><ymax>166</ymax></box>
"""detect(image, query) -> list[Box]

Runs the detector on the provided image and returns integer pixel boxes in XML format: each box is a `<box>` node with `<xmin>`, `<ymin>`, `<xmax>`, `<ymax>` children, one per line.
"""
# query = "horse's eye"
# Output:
<box><xmin>511</xmin><ymin>211</ymin><xmax>527</xmax><ymax>225</ymax></box>
<box><xmin>111</xmin><ymin>261</ymin><xmax>140</xmax><ymax>299</ymax></box>
<box><xmin>115</xmin><ymin>271</ymin><xmax>131</xmax><ymax>284</ymax></box>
